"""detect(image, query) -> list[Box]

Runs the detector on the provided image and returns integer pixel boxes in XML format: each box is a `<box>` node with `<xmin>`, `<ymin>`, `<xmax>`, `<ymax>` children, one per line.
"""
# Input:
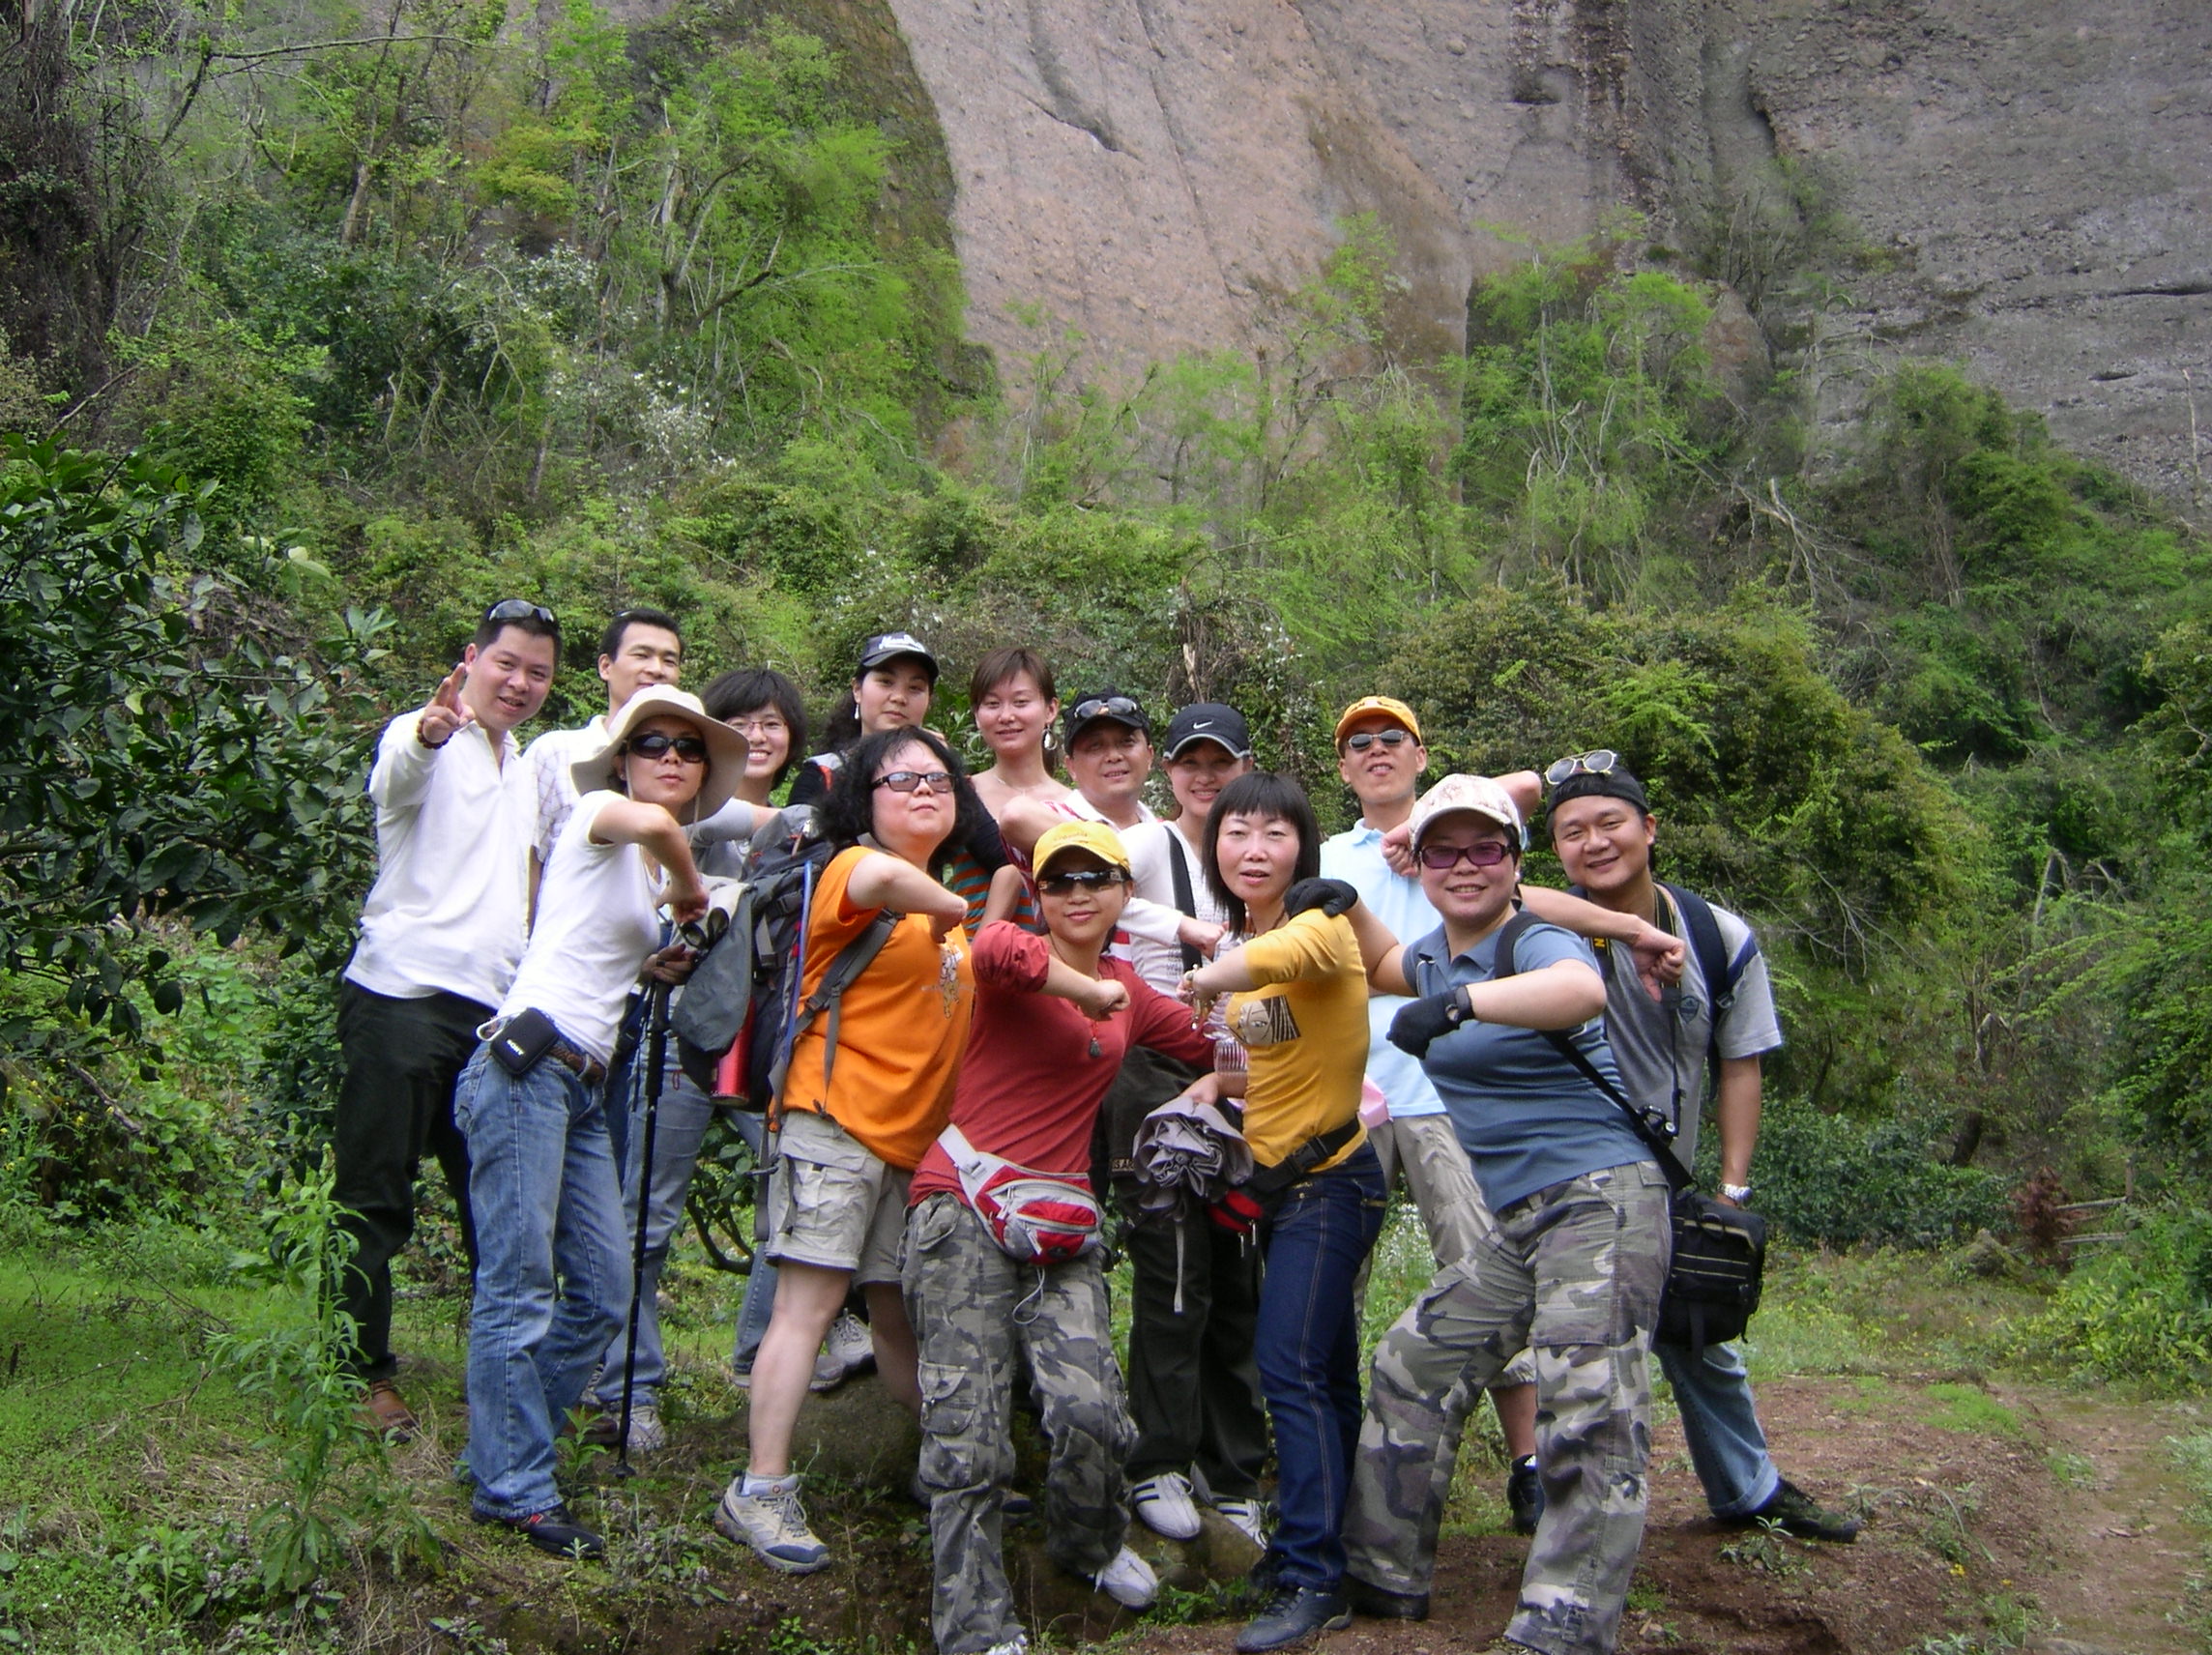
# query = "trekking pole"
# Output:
<box><xmin>616</xmin><ymin>978</ymin><xmax>672</xmax><ymax>1477</ymax></box>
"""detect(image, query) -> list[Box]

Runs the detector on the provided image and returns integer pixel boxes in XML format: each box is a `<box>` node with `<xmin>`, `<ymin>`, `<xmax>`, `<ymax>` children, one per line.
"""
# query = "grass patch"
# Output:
<box><xmin>1923</xmin><ymin>1384</ymin><xmax>2023</xmax><ymax>1437</ymax></box>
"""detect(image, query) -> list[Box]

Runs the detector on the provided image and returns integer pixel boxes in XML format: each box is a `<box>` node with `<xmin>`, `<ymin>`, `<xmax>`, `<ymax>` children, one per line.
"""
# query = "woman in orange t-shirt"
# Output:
<box><xmin>714</xmin><ymin>725</ymin><xmax>980</xmax><ymax>1577</ymax></box>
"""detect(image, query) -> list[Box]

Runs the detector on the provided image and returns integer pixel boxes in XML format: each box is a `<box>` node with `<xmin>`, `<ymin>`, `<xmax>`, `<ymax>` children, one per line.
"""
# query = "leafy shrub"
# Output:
<box><xmin>2029</xmin><ymin>1202</ymin><xmax>2212</xmax><ymax>1390</ymax></box>
<box><xmin>1749</xmin><ymin>1095</ymin><xmax>2009</xmax><ymax>1247</ymax></box>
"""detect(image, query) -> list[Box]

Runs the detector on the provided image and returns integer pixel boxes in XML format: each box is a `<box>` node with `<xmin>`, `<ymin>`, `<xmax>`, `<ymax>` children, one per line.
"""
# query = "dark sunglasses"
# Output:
<box><xmin>1344</xmin><ymin>729</ymin><xmax>1413</xmax><ymax>752</ymax></box>
<box><xmin>1544</xmin><ymin>749</ymin><xmax>1619</xmax><ymax>790</ymax></box>
<box><xmin>1417</xmin><ymin>840</ymin><xmax>1514</xmax><ymax>870</ymax></box>
<box><xmin>626</xmin><ymin>732</ymin><xmax>708</xmax><ymax>763</ymax></box>
<box><xmin>873</xmin><ymin>769</ymin><xmax>952</xmax><ymax>794</ymax></box>
<box><xmin>485</xmin><ymin>598</ymin><xmax>559</xmax><ymax>627</ymax></box>
<box><xmin>1071</xmin><ymin>695</ymin><xmax>1144</xmax><ymax>724</ymax></box>
<box><xmin>1038</xmin><ymin>868</ymin><xmax>1129</xmax><ymax>895</ymax></box>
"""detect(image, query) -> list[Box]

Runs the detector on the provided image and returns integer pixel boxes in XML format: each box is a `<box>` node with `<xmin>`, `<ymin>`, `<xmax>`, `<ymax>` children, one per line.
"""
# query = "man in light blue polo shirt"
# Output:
<box><xmin>1319</xmin><ymin>695</ymin><xmax>1551</xmax><ymax>1527</ymax></box>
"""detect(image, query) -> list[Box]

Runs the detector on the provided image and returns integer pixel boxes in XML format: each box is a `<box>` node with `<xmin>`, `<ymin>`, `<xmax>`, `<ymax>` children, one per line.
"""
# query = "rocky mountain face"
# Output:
<box><xmin>688</xmin><ymin>0</ymin><xmax>2210</xmax><ymax>496</ymax></box>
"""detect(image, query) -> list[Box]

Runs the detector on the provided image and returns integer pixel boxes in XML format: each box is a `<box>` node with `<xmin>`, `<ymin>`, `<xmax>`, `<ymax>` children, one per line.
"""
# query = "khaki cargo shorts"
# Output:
<box><xmin>763</xmin><ymin>1107</ymin><xmax>912</xmax><ymax>1286</ymax></box>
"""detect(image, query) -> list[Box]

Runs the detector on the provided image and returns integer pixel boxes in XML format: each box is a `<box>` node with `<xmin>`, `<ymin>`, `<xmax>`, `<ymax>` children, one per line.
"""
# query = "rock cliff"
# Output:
<box><xmin>660</xmin><ymin>0</ymin><xmax>2207</xmax><ymax>495</ymax></box>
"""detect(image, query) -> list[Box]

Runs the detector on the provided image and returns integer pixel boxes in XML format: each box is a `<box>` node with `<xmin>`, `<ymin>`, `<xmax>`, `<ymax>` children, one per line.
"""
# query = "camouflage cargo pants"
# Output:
<box><xmin>1342</xmin><ymin>1159</ymin><xmax>1672</xmax><ymax>1655</ymax></box>
<box><xmin>903</xmin><ymin>1192</ymin><xmax>1136</xmax><ymax>1654</ymax></box>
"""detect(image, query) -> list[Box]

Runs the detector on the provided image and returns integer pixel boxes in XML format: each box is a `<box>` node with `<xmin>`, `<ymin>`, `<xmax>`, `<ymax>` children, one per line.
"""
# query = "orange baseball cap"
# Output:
<box><xmin>1332</xmin><ymin>695</ymin><xmax>1423</xmax><ymax>746</ymax></box>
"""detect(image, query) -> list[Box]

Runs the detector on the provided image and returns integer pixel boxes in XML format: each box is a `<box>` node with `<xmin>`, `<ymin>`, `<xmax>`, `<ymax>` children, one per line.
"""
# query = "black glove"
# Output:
<box><xmin>1283</xmin><ymin>877</ymin><xmax>1358</xmax><ymax>919</ymax></box>
<box><xmin>1389</xmin><ymin>989</ymin><xmax>1470</xmax><ymax>1060</ymax></box>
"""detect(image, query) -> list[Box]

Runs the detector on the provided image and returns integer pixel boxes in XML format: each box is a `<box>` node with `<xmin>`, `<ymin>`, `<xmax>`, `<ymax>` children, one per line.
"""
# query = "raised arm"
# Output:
<box><xmin>1338</xmin><ymin>898</ymin><xmax>1412</xmax><ymax>997</ymax></box>
<box><xmin>845</xmin><ymin>849</ymin><xmax>970</xmax><ymax>938</ymax></box>
<box><xmin>1519</xmin><ymin>885</ymin><xmax>1684</xmax><ymax>999</ymax></box>
<box><xmin>587</xmin><ymin>798</ymin><xmax>710</xmax><ymax>923</ymax></box>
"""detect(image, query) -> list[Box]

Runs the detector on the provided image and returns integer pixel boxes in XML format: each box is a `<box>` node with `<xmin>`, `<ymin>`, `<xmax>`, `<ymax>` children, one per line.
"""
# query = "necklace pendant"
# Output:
<box><xmin>1088</xmin><ymin>1035</ymin><xmax>1103</xmax><ymax>1060</ymax></box>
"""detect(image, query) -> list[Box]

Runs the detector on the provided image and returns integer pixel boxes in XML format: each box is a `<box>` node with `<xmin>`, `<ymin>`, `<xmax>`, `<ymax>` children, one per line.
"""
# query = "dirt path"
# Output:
<box><xmin>1121</xmin><ymin>1377</ymin><xmax>2205</xmax><ymax>1655</ymax></box>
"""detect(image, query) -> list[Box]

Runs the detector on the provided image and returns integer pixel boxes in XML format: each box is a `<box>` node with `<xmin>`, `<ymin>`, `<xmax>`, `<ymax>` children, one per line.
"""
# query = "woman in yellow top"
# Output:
<box><xmin>1179</xmin><ymin>772</ymin><xmax>1387</xmax><ymax>1654</ymax></box>
<box><xmin>715</xmin><ymin>724</ymin><xmax>978</xmax><ymax>1578</ymax></box>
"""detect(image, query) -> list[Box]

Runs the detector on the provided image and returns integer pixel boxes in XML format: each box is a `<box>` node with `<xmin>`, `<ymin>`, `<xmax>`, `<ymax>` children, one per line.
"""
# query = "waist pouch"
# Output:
<box><xmin>1660</xmin><ymin>1189</ymin><xmax>1767</xmax><ymax>1351</ymax></box>
<box><xmin>938</xmin><ymin>1123</ymin><xmax>1102</xmax><ymax>1265</ymax></box>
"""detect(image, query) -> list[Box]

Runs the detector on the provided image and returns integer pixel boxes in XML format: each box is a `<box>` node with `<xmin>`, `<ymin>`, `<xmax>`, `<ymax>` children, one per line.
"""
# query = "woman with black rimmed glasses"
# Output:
<box><xmin>715</xmin><ymin>724</ymin><xmax>981</xmax><ymax>1577</ymax></box>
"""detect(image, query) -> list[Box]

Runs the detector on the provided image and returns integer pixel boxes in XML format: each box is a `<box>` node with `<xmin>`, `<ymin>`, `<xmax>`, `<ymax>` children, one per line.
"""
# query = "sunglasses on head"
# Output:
<box><xmin>1038</xmin><ymin>868</ymin><xmax>1129</xmax><ymax>895</ymax></box>
<box><xmin>1417</xmin><ymin>840</ymin><xmax>1514</xmax><ymax>870</ymax></box>
<box><xmin>485</xmin><ymin>598</ymin><xmax>559</xmax><ymax>626</ymax></box>
<box><xmin>1344</xmin><ymin>728</ymin><xmax>1414</xmax><ymax>752</ymax></box>
<box><xmin>626</xmin><ymin>732</ymin><xmax>708</xmax><ymax>763</ymax></box>
<box><xmin>1071</xmin><ymin>696</ymin><xmax>1143</xmax><ymax>724</ymax></box>
<box><xmin>873</xmin><ymin>769</ymin><xmax>952</xmax><ymax>794</ymax></box>
<box><xmin>1544</xmin><ymin>749</ymin><xmax>1619</xmax><ymax>790</ymax></box>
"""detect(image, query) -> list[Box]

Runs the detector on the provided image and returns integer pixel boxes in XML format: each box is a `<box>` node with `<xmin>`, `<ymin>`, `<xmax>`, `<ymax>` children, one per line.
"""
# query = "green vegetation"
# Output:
<box><xmin>3</xmin><ymin>0</ymin><xmax>2212</xmax><ymax>1645</ymax></box>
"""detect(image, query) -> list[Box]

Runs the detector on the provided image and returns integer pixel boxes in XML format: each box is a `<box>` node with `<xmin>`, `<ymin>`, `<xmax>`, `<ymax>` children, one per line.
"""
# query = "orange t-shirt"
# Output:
<box><xmin>779</xmin><ymin>846</ymin><xmax>975</xmax><ymax>1169</ymax></box>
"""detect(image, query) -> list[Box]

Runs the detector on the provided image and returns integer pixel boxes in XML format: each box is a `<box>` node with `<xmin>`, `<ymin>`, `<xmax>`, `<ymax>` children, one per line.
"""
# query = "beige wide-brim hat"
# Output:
<box><xmin>571</xmin><ymin>686</ymin><xmax>749</xmax><ymax>824</ymax></box>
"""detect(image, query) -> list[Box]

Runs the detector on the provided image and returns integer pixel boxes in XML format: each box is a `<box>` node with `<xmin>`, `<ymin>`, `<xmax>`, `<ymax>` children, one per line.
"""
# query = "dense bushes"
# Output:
<box><xmin>1745</xmin><ymin>1096</ymin><xmax>2009</xmax><ymax>1249</ymax></box>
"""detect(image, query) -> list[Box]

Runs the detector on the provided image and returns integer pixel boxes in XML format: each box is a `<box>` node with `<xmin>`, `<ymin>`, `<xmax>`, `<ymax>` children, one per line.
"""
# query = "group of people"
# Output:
<box><xmin>334</xmin><ymin>601</ymin><xmax>1858</xmax><ymax>1655</ymax></box>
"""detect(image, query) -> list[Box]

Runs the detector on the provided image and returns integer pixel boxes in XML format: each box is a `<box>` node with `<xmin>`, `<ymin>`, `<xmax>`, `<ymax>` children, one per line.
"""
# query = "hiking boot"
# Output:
<box><xmin>1343</xmin><ymin>1575</ymin><xmax>1428</xmax><ymax>1621</ymax></box>
<box><xmin>1235</xmin><ymin>1584</ymin><xmax>1351</xmax><ymax>1652</ymax></box>
<box><xmin>1213</xmin><ymin>1495</ymin><xmax>1269</xmax><ymax>1548</ymax></box>
<box><xmin>1737</xmin><ymin>1478</ymin><xmax>1860</xmax><ymax>1544</ymax></box>
<box><xmin>1130</xmin><ymin>1469</ymin><xmax>1203</xmax><ymax>1540</ymax></box>
<box><xmin>589</xmin><ymin>1404</ymin><xmax>664</xmax><ymax>1454</ymax></box>
<box><xmin>714</xmin><ymin>1474</ymin><xmax>830</xmax><ymax>1574</ymax></box>
<box><xmin>474</xmin><ymin>1503</ymin><xmax>604</xmax><ymax>1559</ymax></box>
<box><xmin>1505</xmin><ymin>1454</ymin><xmax>1543</xmax><ymax>1535</ymax></box>
<box><xmin>1091</xmin><ymin>1545</ymin><xmax>1159</xmax><ymax>1610</ymax></box>
<box><xmin>361</xmin><ymin>1379</ymin><xmax>418</xmax><ymax>1443</ymax></box>
<box><xmin>809</xmin><ymin>1309</ymin><xmax>876</xmax><ymax>1392</ymax></box>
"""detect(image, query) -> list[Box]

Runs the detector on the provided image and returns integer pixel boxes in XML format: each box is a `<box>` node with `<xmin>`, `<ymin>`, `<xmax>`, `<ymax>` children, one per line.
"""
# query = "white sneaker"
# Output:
<box><xmin>623</xmin><ymin>1404</ymin><xmax>666</xmax><ymax>1453</ymax></box>
<box><xmin>1092</xmin><ymin>1544</ymin><xmax>1159</xmax><ymax>1609</ymax></box>
<box><xmin>713</xmin><ymin>1474</ymin><xmax>830</xmax><ymax>1574</ymax></box>
<box><xmin>1130</xmin><ymin>1469</ymin><xmax>1203</xmax><ymax>1541</ymax></box>
<box><xmin>1212</xmin><ymin>1496</ymin><xmax>1268</xmax><ymax>1547</ymax></box>
<box><xmin>809</xmin><ymin>1310</ymin><xmax>876</xmax><ymax>1391</ymax></box>
<box><xmin>984</xmin><ymin>1637</ymin><xmax>1030</xmax><ymax>1655</ymax></box>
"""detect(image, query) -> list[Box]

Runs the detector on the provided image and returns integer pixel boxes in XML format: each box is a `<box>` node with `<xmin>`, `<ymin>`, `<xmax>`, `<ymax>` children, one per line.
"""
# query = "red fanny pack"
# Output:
<box><xmin>936</xmin><ymin>1124</ymin><xmax>1103</xmax><ymax>1265</ymax></box>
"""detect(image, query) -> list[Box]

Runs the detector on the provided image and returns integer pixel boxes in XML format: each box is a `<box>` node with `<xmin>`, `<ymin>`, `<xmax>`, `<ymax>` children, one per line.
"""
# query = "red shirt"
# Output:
<box><xmin>909</xmin><ymin>922</ymin><xmax>1215</xmax><ymax>1205</ymax></box>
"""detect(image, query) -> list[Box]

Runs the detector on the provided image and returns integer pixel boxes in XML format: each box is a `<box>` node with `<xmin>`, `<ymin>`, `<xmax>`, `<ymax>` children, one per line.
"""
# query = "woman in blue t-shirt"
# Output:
<box><xmin>1331</xmin><ymin>772</ymin><xmax>1670</xmax><ymax>1655</ymax></box>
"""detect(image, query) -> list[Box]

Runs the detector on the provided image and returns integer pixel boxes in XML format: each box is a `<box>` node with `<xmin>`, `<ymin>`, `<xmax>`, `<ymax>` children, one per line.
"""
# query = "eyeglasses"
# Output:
<box><xmin>1343</xmin><ymin>729</ymin><xmax>1413</xmax><ymax>753</ymax></box>
<box><xmin>626</xmin><ymin>732</ymin><xmax>708</xmax><ymax>763</ymax></box>
<box><xmin>1416</xmin><ymin>840</ymin><xmax>1514</xmax><ymax>870</ymax></box>
<box><xmin>733</xmin><ymin>714</ymin><xmax>787</xmax><ymax>735</ymax></box>
<box><xmin>1071</xmin><ymin>696</ymin><xmax>1144</xmax><ymax>725</ymax></box>
<box><xmin>873</xmin><ymin>769</ymin><xmax>952</xmax><ymax>794</ymax></box>
<box><xmin>1038</xmin><ymin>868</ymin><xmax>1130</xmax><ymax>895</ymax></box>
<box><xmin>485</xmin><ymin>598</ymin><xmax>559</xmax><ymax>627</ymax></box>
<box><xmin>1544</xmin><ymin>749</ymin><xmax>1619</xmax><ymax>790</ymax></box>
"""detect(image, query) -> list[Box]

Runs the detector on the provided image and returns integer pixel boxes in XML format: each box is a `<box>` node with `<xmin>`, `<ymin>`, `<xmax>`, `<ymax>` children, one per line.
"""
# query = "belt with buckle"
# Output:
<box><xmin>548</xmin><ymin>1040</ymin><xmax>607</xmax><ymax>1088</ymax></box>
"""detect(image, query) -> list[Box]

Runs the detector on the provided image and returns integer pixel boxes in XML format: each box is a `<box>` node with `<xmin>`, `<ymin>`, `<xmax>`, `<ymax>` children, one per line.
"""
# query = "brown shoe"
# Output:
<box><xmin>362</xmin><ymin>1379</ymin><xmax>418</xmax><ymax>1442</ymax></box>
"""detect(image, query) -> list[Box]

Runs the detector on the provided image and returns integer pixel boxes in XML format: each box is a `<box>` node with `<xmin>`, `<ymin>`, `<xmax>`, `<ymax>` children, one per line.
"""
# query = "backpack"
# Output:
<box><xmin>1467</xmin><ymin>909</ymin><xmax>1768</xmax><ymax>1354</ymax></box>
<box><xmin>1571</xmin><ymin>880</ymin><xmax>1760</xmax><ymax>1098</ymax></box>
<box><xmin>672</xmin><ymin>806</ymin><xmax>899</xmax><ymax>1112</ymax></box>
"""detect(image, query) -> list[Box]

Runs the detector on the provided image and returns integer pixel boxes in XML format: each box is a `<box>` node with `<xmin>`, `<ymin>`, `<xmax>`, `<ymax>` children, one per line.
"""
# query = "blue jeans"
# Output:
<box><xmin>1254</xmin><ymin>1144</ymin><xmax>1387</xmax><ymax>1592</ymax></box>
<box><xmin>1656</xmin><ymin>1336</ymin><xmax>1780</xmax><ymax>1518</ymax></box>
<box><xmin>730</xmin><ymin>1110</ymin><xmax>779</xmax><ymax>1373</ymax></box>
<box><xmin>591</xmin><ymin>1060</ymin><xmax>716</xmax><ymax>1410</ymax></box>
<box><xmin>455</xmin><ymin>1045</ymin><xmax>630</xmax><ymax>1519</ymax></box>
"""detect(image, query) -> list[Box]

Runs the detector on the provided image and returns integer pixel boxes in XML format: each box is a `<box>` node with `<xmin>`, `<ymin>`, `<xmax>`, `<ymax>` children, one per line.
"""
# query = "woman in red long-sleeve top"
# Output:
<box><xmin>903</xmin><ymin>820</ymin><xmax>1219</xmax><ymax>1655</ymax></box>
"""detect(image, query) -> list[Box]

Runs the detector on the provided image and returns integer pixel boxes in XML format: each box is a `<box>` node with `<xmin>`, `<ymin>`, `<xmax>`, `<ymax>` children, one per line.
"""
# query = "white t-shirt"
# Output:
<box><xmin>1121</xmin><ymin>818</ymin><xmax>1232</xmax><ymax>996</ymax></box>
<box><xmin>497</xmin><ymin>792</ymin><xmax>666</xmax><ymax>1066</ymax></box>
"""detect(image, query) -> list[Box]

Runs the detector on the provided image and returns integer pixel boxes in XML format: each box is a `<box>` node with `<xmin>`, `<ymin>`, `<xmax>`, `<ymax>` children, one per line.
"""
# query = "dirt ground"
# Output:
<box><xmin>409</xmin><ymin>1375</ymin><xmax>2205</xmax><ymax>1655</ymax></box>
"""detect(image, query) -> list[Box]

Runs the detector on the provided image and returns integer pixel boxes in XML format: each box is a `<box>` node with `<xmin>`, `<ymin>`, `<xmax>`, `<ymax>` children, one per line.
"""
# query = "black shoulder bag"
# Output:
<box><xmin>1487</xmin><ymin>912</ymin><xmax>1767</xmax><ymax>1354</ymax></box>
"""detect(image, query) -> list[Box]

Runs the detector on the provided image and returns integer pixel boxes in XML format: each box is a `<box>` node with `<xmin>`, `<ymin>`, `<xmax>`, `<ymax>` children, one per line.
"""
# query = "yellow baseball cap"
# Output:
<box><xmin>1033</xmin><ymin>819</ymin><xmax>1132</xmax><ymax>876</ymax></box>
<box><xmin>1333</xmin><ymin>695</ymin><xmax>1423</xmax><ymax>746</ymax></box>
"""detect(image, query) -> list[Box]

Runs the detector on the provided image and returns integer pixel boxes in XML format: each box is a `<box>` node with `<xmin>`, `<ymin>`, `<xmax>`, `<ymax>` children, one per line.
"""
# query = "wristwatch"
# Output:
<box><xmin>1721</xmin><ymin>1181</ymin><xmax>1753</xmax><ymax>1204</ymax></box>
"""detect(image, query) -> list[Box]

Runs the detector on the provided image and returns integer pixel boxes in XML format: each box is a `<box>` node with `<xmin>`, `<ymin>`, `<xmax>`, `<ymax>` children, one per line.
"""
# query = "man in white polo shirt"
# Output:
<box><xmin>522</xmin><ymin>607</ymin><xmax>684</xmax><ymax>903</ymax></box>
<box><xmin>335</xmin><ymin>599</ymin><xmax>561</xmax><ymax>1439</ymax></box>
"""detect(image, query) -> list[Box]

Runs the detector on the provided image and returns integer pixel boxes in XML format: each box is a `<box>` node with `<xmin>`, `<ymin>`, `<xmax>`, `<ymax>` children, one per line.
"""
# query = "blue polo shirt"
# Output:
<box><xmin>1319</xmin><ymin>823</ymin><xmax>1446</xmax><ymax>1119</ymax></box>
<box><xmin>1407</xmin><ymin>919</ymin><xmax>1649</xmax><ymax>1210</ymax></box>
